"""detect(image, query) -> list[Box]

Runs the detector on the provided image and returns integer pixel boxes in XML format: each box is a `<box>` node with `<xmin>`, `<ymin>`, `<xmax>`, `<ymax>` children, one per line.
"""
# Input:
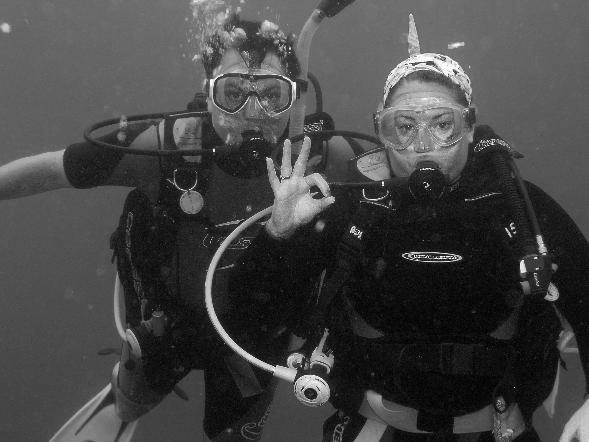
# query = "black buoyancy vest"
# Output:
<box><xmin>111</xmin><ymin>116</ymin><xmax>339</xmax><ymax>327</ymax></box>
<box><xmin>329</xmin><ymin>163</ymin><xmax>562</xmax><ymax>420</ymax></box>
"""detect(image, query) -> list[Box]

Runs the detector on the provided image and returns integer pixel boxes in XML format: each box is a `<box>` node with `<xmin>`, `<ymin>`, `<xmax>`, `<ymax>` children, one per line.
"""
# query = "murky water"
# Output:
<box><xmin>0</xmin><ymin>1</ymin><xmax>587</xmax><ymax>440</ymax></box>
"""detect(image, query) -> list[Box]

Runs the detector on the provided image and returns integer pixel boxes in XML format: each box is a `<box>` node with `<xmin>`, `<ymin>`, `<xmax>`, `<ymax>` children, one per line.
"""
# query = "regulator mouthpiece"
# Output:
<box><xmin>293</xmin><ymin>369</ymin><xmax>331</xmax><ymax>407</ymax></box>
<box><xmin>239</xmin><ymin>130</ymin><xmax>272</xmax><ymax>161</ymax></box>
<box><xmin>408</xmin><ymin>161</ymin><xmax>446</xmax><ymax>201</ymax></box>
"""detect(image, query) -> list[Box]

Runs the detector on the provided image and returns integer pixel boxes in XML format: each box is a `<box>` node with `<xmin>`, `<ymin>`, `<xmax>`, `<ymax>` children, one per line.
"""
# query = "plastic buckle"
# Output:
<box><xmin>519</xmin><ymin>254</ymin><xmax>553</xmax><ymax>296</ymax></box>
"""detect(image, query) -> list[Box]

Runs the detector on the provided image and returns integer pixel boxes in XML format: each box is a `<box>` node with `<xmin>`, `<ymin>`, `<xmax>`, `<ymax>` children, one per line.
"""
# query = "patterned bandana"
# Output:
<box><xmin>383</xmin><ymin>53</ymin><xmax>472</xmax><ymax>105</ymax></box>
<box><xmin>382</xmin><ymin>15</ymin><xmax>472</xmax><ymax>105</ymax></box>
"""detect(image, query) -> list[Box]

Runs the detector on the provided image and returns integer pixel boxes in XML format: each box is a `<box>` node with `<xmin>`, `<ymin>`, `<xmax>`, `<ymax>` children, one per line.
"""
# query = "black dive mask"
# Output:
<box><xmin>408</xmin><ymin>161</ymin><xmax>447</xmax><ymax>201</ymax></box>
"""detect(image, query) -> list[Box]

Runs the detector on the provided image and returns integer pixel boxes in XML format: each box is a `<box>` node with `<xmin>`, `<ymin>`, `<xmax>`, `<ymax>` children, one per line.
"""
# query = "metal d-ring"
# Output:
<box><xmin>361</xmin><ymin>187</ymin><xmax>390</xmax><ymax>202</ymax></box>
<box><xmin>167</xmin><ymin>168</ymin><xmax>198</xmax><ymax>192</ymax></box>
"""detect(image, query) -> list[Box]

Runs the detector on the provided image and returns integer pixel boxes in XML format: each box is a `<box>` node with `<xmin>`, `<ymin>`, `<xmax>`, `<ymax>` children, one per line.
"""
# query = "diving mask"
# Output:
<box><xmin>209</xmin><ymin>72</ymin><xmax>300</xmax><ymax>116</ymax></box>
<box><xmin>375</xmin><ymin>103</ymin><xmax>475</xmax><ymax>151</ymax></box>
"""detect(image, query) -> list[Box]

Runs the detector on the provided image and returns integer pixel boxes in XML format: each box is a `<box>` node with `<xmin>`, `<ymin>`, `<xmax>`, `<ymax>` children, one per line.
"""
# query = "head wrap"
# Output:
<box><xmin>383</xmin><ymin>14</ymin><xmax>472</xmax><ymax>105</ymax></box>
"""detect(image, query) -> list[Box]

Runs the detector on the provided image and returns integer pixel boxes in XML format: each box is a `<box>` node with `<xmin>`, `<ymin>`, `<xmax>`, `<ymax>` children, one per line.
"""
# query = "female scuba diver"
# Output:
<box><xmin>0</xmin><ymin>13</ymin><xmax>357</xmax><ymax>442</ymax></box>
<box><xmin>228</xmin><ymin>15</ymin><xmax>589</xmax><ymax>442</ymax></box>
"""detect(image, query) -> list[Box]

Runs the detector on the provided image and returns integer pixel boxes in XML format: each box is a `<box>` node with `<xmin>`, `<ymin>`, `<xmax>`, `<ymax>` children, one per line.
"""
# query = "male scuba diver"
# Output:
<box><xmin>0</xmin><ymin>13</ymin><xmax>357</xmax><ymax>442</ymax></box>
<box><xmin>229</xmin><ymin>15</ymin><xmax>589</xmax><ymax>442</ymax></box>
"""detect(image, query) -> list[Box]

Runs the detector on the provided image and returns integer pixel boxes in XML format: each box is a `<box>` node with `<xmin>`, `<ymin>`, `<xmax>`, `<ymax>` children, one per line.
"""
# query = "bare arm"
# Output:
<box><xmin>0</xmin><ymin>150</ymin><xmax>71</xmax><ymax>200</ymax></box>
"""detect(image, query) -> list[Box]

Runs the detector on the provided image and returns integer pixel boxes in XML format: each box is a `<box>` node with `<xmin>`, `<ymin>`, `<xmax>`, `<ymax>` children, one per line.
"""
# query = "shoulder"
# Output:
<box><xmin>526</xmin><ymin>181</ymin><xmax>573</xmax><ymax>221</ymax></box>
<box><xmin>323</xmin><ymin>135</ymin><xmax>369</xmax><ymax>182</ymax></box>
<box><xmin>525</xmin><ymin>181</ymin><xmax>589</xmax><ymax>254</ymax></box>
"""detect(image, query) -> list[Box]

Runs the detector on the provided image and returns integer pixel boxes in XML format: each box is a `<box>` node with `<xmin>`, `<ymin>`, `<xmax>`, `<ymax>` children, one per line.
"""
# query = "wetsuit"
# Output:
<box><xmin>229</xmin><ymin>140</ymin><xmax>589</xmax><ymax>441</ymax></box>
<box><xmin>63</xmin><ymin>116</ymin><xmax>358</xmax><ymax>440</ymax></box>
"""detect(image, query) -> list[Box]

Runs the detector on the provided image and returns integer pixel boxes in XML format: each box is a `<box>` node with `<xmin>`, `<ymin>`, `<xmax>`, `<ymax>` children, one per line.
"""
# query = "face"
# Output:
<box><xmin>207</xmin><ymin>48</ymin><xmax>291</xmax><ymax>147</ymax></box>
<box><xmin>383</xmin><ymin>79</ymin><xmax>473</xmax><ymax>183</ymax></box>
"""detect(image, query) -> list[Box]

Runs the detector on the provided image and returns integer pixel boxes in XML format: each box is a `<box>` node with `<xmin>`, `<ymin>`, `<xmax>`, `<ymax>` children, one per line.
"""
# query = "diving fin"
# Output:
<box><xmin>50</xmin><ymin>384</ymin><xmax>138</xmax><ymax>442</ymax></box>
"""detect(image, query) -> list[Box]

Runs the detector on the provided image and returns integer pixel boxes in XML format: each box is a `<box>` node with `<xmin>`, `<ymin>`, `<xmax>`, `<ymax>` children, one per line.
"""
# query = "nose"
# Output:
<box><xmin>413</xmin><ymin>127</ymin><xmax>434</xmax><ymax>153</ymax></box>
<box><xmin>243</xmin><ymin>95</ymin><xmax>265</xmax><ymax>119</ymax></box>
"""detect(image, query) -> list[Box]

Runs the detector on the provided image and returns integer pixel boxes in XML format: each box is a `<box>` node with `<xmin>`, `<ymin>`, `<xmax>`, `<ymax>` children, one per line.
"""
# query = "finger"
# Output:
<box><xmin>293</xmin><ymin>136</ymin><xmax>312</xmax><ymax>177</ymax></box>
<box><xmin>558</xmin><ymin>424</ymin><xmax>572</xmax><ymax>442</ymax></box>
<box><xmin>579</xmin><ymin>421</ymin><xmax>589</xmax><ymax>440</ymax></box>
<box><xmin>281</xmin><ymin>139</ymin><xmax>292</xmax><ymax>178</ymax></box>
<box><xmin>304</xmin><ymin>173</ymin><xmax>331</xmax><ymax>197</ymax></box>
<box><xmin>317</xmin><ymin>196</ymin><xmax>336</xmax><ymax>211</ymax></box>
<box><xmin>266</xmin><ymin>157</ymin><xmax>279</xmax><ymax>191</ymax></box>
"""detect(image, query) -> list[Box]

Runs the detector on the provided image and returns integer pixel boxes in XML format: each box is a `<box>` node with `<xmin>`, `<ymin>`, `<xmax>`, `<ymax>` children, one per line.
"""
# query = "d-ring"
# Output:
<box><xmin>362</xmin><ymin>188</ymin><xmax>390</xmax><ymax>201</ymax></box>
<box><xmin>167</xmin><ymin>168</ymin><xmax>198</xmax><ymax>192</ymax></box>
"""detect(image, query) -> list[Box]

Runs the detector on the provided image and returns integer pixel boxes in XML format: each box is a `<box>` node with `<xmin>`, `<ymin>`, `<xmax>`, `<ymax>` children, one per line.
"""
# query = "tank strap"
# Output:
<box><xmin>359</xmin><ymin>390</ymin><xmax>526</xmax><ymax>437</ymax></box>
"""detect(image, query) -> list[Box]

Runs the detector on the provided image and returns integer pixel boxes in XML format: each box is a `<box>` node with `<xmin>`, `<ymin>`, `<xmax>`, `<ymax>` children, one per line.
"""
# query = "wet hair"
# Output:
<box><xmin>384</xmin><ymin>70</ymin><xmax>470</xmax><ymax>108</ymax></box>
<box><xmin>201</xmin><ymin>14</ymin><xmax>300</xmax><ymax>80</ymax></box>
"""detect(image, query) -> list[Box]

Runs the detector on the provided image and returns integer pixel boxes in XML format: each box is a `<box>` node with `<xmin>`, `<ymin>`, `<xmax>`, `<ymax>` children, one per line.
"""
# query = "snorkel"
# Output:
<box><xmin>288</xmin><ymin>0</ymin><xmax>357</xmax><ymax>150</ymax></box>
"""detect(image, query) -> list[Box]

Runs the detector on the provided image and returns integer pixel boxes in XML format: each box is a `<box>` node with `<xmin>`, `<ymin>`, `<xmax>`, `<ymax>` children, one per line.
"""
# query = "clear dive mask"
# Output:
<box><xmin>375</xmin><ymin>104</ymin><xmax>475</xmax><ymax>151</ymax></box>
<box><xmin>209</xmin><ymin>72</ymin><xmax>300</xmax><ymax>117</ymax></box>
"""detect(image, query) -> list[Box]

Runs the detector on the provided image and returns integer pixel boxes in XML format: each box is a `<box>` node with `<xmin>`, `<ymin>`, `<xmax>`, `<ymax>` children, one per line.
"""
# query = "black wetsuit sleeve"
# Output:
<box><xmin>63</xmin><ymin>140</ymin><xmax>124</xmax><ymax>188</ymax></box>
<box><xmin>63</xmin><ymin>122</ymin><xmax>152</xmax><ymax>188</ymax></box>
<box><xmin>529</xmin><ymin>183</ymin><xmax>589</xmax><ymax>393</ymax></box>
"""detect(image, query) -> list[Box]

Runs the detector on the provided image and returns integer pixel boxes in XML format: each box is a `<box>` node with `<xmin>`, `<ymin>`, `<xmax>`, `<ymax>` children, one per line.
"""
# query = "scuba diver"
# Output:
<box><xmin>0</xmin><ymin>13</ymin><xmax>358</xmax><ymax>442</ymax></box>
<box><xmin>228</xmin><ymin>15</ymin><xmax>589</xmax><ymax>442</ymax></box>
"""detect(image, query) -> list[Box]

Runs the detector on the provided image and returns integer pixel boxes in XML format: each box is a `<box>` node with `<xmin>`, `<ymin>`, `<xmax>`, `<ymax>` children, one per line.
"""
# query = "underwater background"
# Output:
<box><xmin>1</xmin><ymin>0</ymin><xmax>588</xmax><ymax>440</ymax></box>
